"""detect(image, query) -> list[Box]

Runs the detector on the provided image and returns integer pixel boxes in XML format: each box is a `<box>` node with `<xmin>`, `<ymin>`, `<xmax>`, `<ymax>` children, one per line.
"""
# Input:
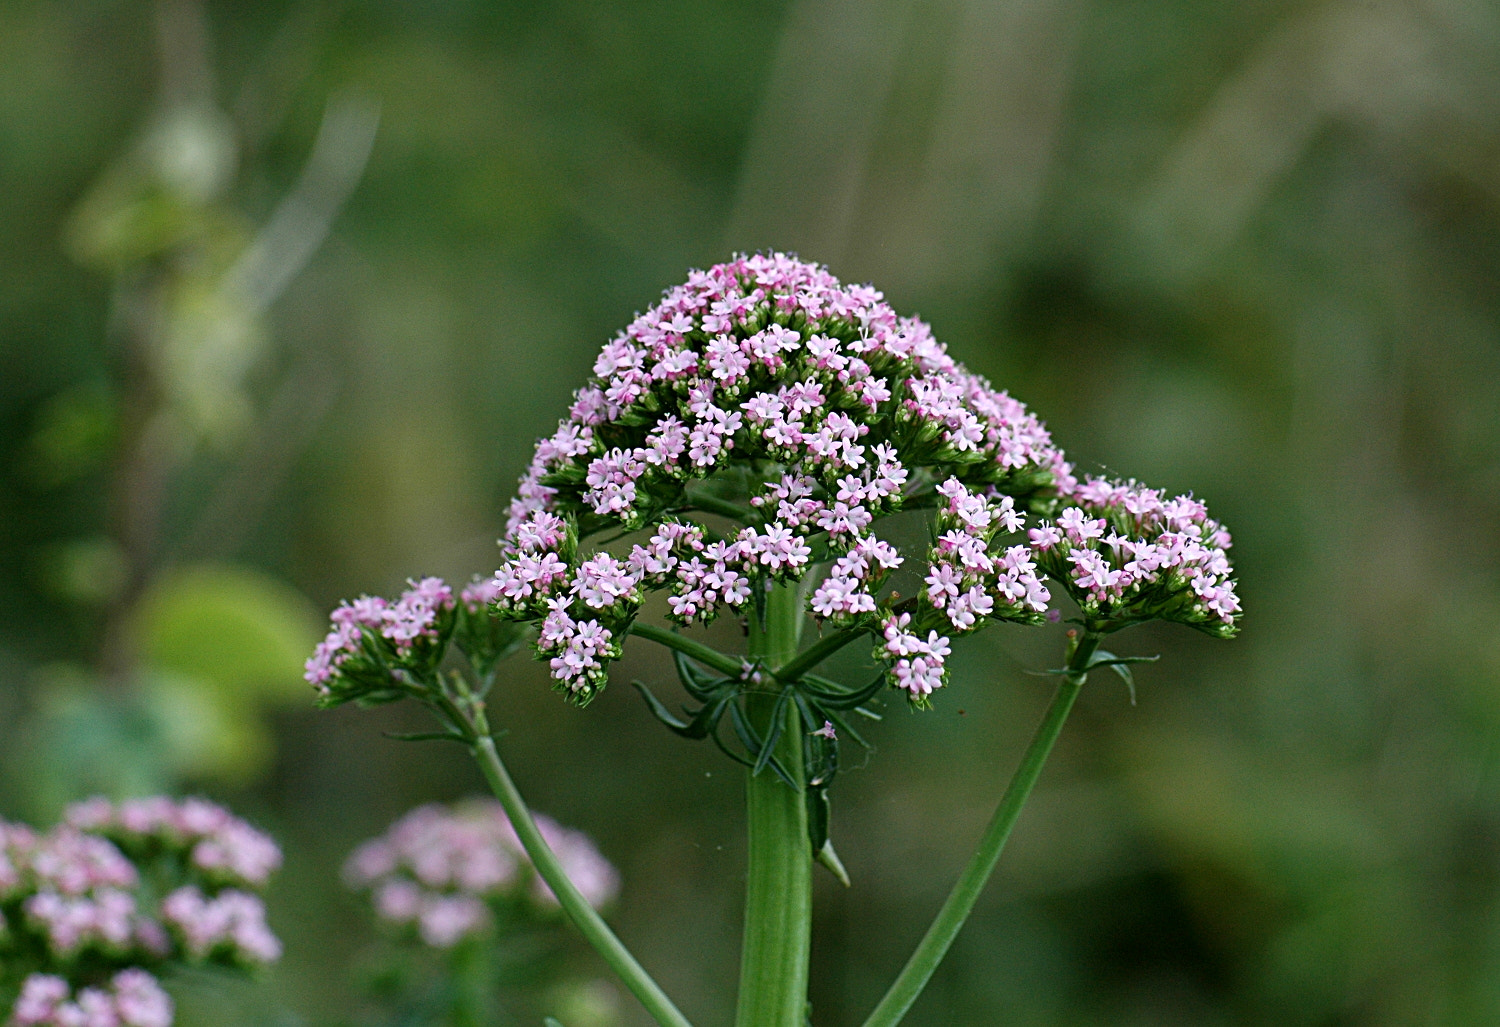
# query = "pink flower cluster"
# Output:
<box><xmin>65</xmin><ymin>796</ymin><xmax>281</xmax><ymax>889</ymax></box>
<box><xmin>304</xmin><ymin>577</ymin><xmax>456</xmax><ymax>694</ymax></box>
<box><xmin>1029</xmin><ymin>477</ymin><xmax>1241</xmax><ymax>634</ymax></box>
<box><xmin>344</xmin><ymin>799</ymin><xmax>619</xmax><ymax>949</ymax></box>
<box><xmin>159</xmin><ymin>887</ymin><xmax>279</xmax><ymax>964</ymax></box>
<box><xmin>847</xmin><ymin>480</ymin><xmax>1053</xmax><ymax>700</ymax></box>
<box><xmin>2</xmin><ymin>799</ymin><xmax>282</xmax><ymax>1027</ymax></box>
<box><xmin>484</xmin><ymin>254</ymin><xmax>1066</xmax><ymax>702</ymax></box>
<box><xmin>12</xmin><ymin>827</ymin><xmax>146</xmax><ymax>959</ymax></box>
<box><xmin>9</xmin><ymin>970</ymin><xmax>172</xmax><ymax>1027</ymax></box>
<box><xmin>306</xmin><ymin>255</ymin><xmax>1241</xmax><ymax>711</ymax></box>
<box><xmin>879</xmin><ymin>613</ymin><xmax>953</xmax><ymax>698</ymax></box>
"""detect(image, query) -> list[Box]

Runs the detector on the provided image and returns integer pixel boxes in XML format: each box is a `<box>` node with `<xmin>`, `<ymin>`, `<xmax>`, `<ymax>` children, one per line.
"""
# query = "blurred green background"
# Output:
<box><xmin>3</xmin><ymin>0</ymin><xmax>1499</xmax><ymax>1023</ymax></box>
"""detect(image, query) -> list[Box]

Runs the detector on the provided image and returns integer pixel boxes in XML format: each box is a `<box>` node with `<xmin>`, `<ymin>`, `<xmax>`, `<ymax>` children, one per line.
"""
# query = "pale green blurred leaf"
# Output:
<box><xmin>133</xmin><ymin>562</ymin><xmax>321</xmax><ymax>704</ymax></box>
<box><xmin>140</xmin><ymin>669</ymin><xmax>273</xmax><ymax>786</ymax></box>
<box><xmin>10</xmin><ymin>664</ymin><xmax>173</xmax><ymax>818</ymax></box>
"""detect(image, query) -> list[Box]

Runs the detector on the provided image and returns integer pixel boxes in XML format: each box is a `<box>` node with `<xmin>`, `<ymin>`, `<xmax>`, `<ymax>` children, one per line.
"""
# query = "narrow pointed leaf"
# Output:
<box><xmin>682</xmin><ymin>695</ymin><xmax>734</xmax><ymax>740</ymax></box>
<box><xmin>751</xmin><ymin>687</ymin><xmax>792</xmax><ymax>777</ymax></box>
<box><xmin>630</xmin><ymin>680</ymin><xmax>694</xmax><ymax>732</ymax></box>
<box><xmin>807</xmin><ymin>783</ymin><xmax>830</xmax><ymax>853</ymax></box>
<box><xmin>727</xmin><ymin>702</ymin><xmax>797</xmax><ymax>787</ymax></box>
<box><xmin>801</xmin><ymin>670</ymin><xmax>888</xmax><ymax>709</ymax></box>
<box><xmin>708</xmin><ymin>715</ymin><xmax>757</xmax><ymax>769</ymax></box>
<box><xmin>381</xmin><ymin>730</ymin><xmax>472</xmax><ymax>745</ymax></box>
<box><xmin>673</xmin><ymin>648</ymin><xmax>728</xmax><ymax>702</ymax></box>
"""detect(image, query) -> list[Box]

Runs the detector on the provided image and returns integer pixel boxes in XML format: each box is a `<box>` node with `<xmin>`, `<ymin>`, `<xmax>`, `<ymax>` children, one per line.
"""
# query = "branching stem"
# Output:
<box><xmin>461</xmin><ymin>692</ymin><xmax>694</xmax><ymax>1027</ymax></box>
<box><xmin>629</xmin><ymin>621</ymin><xmax>747</xmax><ymax>678</ymax></box>
<box><xmin>859</xmin><ymin>630</ymin><xmax>1103</xmax><ymax>1027</ymax></box>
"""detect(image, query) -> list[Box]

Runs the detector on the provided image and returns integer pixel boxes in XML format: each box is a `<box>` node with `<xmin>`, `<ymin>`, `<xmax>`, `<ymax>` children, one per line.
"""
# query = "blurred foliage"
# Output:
<box><xmin>2</xmin><ymin>0</ymin><xmax>1499</xmax><ymax>1024</ymax></box>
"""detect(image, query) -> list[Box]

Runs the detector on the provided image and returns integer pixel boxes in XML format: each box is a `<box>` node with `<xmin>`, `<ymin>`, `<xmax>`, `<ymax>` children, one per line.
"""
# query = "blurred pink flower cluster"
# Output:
<box><xmin>344</xmin><ymin>799</ymin><xmax>618</xmax><ymax>948</ymax></box>
<box><xmin>3</xmin><ymin>798</ymin><xmax>282</xmax><ymax>1027</ymax></box>
<box><xmin>9</xmin><ymin>969</ymin><xmax>171</xmax><ymax>1027</ymax></box>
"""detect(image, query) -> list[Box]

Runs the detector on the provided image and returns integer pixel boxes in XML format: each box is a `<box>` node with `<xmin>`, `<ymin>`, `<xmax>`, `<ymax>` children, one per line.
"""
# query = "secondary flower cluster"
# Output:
<box><xmin>2</xmin><ymin>798</ymin><xmax>282</xmax><ymax>1027</ymax></box>
<box><xmin>1029</xmin><ymin>476</ymin><xmax>1241</xmax><ymax>635</ymax></box>
<box><xmin>344</xmin><ymin>800</ymin><xmax>618</xmax><ymax>949</ymax></box>
<box><xmin>306</xmin><ymin>576</ymin><xmax>522</xmax><ymax>708</ymax></box>
<box><xmin>65</xmin><ymin>796</ymin><xmax>281</xmax><ymax>889</ymax></box>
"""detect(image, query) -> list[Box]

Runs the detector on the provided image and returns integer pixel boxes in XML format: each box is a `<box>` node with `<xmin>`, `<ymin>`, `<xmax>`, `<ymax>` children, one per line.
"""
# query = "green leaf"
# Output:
<box><xmin>381</xmin><ymin>730</ymin><xmax>472</xmax><ymax>745</ymax></box>
<box><xmin>800</xmin><ymin>670</ymin><xmax>887</xmax><ymax>709</ymax></box>
<box><xmin>816</xmin><ymin>837</ymin><xmax>851</xmax><ymax>888</ymax></box>
<box><xmin>727</xmin><ymin>702</ymin><xmax>795</xmax><ymax>787</ymax></box>
<box><xmin>1088</xmin><ymin>650</ymin><xmax>1160</xmax><ymax>705</ymax></box>
<box><xmin>133</xmin><ymin>563</ymin><xmax>322</xmax><ymax>704</ymax></box>
<box><xmin>1111</xmin><ymin>660</ymin><xmax>1136</xmax><ymax>705</ymax></box>
<box><xmin>751</xmin><ymin>687</ymin><xmax>791</xmax><ymax>777</ymax></box>
<box><xmin>673</xmin><ymin>648</ymin><xmax>729</xmax><ymax>701</ymax></box>
<box><xmin>632</xmin><ymin>680</ymin><xmax>712</xmax><ymax>738</ymax></box>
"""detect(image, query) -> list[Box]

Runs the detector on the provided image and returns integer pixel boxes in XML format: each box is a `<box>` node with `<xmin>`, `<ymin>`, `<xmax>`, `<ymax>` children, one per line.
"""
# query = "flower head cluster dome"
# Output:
<box><xmin>303</xmin><ymin>254</ymin><xmax>1241</xmax><ymax>714</ymax></box>
<box><xmin>491</xmin><ymin>253</ymin><xmax>1072</xmax><ymax>703</ymax></box>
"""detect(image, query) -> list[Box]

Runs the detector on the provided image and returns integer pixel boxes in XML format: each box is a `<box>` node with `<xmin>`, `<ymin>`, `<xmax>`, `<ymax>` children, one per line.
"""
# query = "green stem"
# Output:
<box><xmin>451</xmin><ymin>938</ymin><xmax>495</xmax><ymax>1027</ymax></box>
<box><xmin>630</xmin><ymin>621</ymin><xmax>747</xmax><ymax>679</ymax></box>
<box><xmin>774</xmin><ymin>625</ymin><xmax>865</xmax><ymax>684</ymax></box>
<box><xmin>860</xmin><ymin>631</ymin><xmax>1103</xmax><ymax>1027</ymax></box>
<box><xmin>467</xmin><ymin>708</ymin><xmax>693</xmax><ymax>1027</ymax></box>
<box><xmin>736</xmin><ymin>582</ymin><xmax>812</xmax><ymax>1027</ymax></box>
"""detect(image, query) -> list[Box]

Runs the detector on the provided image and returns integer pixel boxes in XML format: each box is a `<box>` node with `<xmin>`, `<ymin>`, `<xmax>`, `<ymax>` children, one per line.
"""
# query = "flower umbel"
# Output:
<box><xmin>481</xmin><ymin>253</ymin><xmax>1068</xmax><ymax>704</ymax></box>
<box><xmin>302</xmin><ymin>253</ymin><xmax>1245</xmax><ymax>1027</ymax></box>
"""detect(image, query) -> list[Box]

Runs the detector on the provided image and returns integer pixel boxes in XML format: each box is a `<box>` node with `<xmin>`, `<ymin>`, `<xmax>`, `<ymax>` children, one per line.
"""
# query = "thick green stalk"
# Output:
<box><xmin>468</xmin><ymin>713</ymin><xmax>693</xmax><ymax>1027</ymax></box>
<box><xmin>736</xmin><ymin>582</ymin><xmax>812</xmax><ymax>1027</ymax></box>
<box><xmin>860</xmin><ymin>631</ymin><xmax>1103</xmax><ymax>1027</ymax></box>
